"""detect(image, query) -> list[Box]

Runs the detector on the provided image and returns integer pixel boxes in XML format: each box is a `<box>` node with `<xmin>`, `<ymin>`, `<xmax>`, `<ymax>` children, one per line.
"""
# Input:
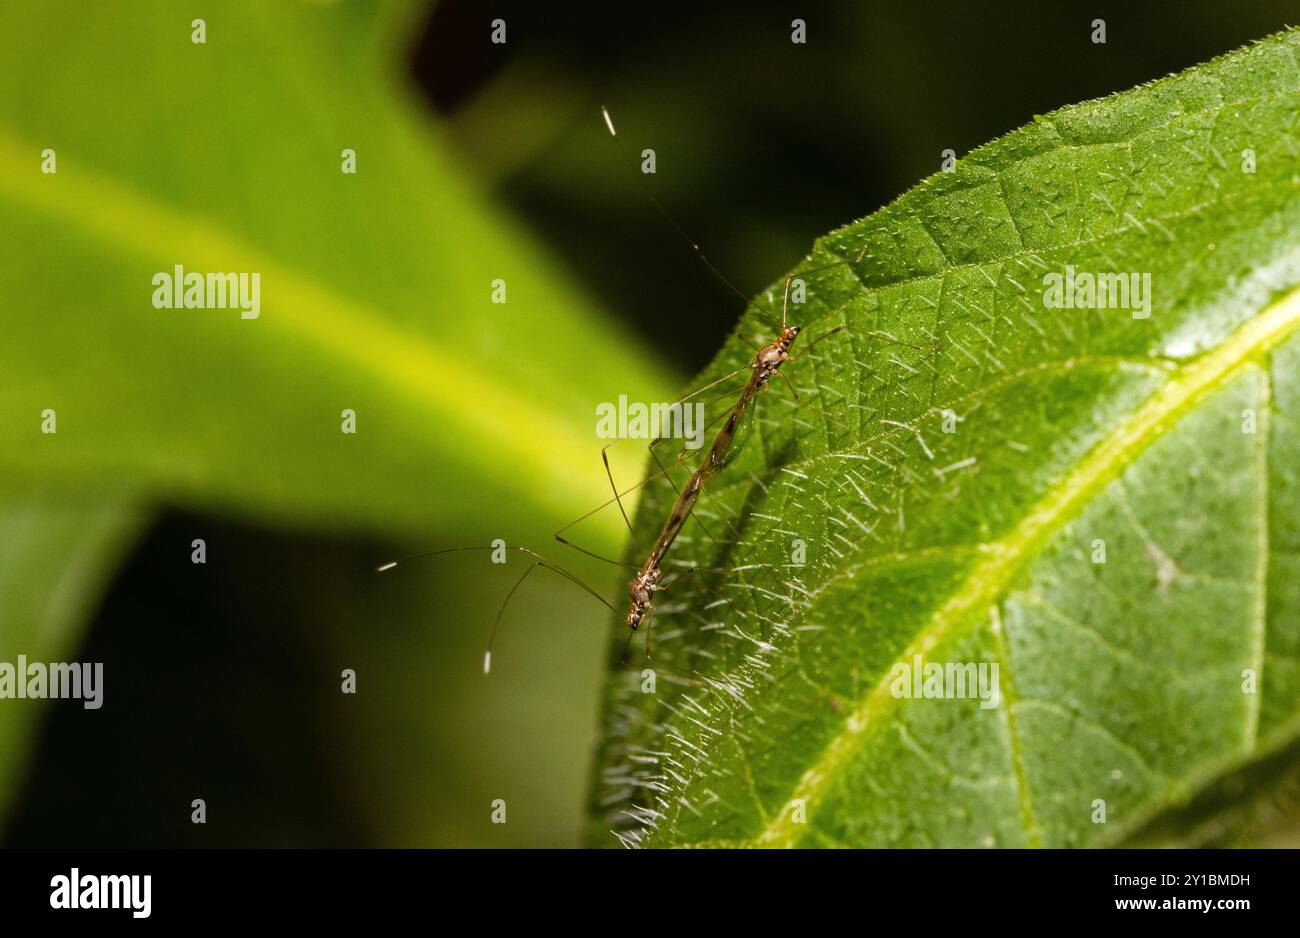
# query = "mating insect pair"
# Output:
<box><xmin>379</xmin><ymin>106</ymin><xmax>873</xmax><ymax>673</ymax></box>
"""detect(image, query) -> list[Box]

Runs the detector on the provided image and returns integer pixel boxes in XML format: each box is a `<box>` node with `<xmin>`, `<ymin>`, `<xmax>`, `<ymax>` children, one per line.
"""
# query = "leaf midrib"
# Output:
<box><xmin>0</xmin><ymin>130</ymin><xmax>623</xmax><ymax>536</ymax></box>
<box><xmin>742</xmin><ymin>282</ymin><xmax>1300</xmax><ymax>848</ymax></box>
<box><xmin>1244</xmin><ymin>368</ymin><xmax>1272</xmax><ymax>749</ymax></box>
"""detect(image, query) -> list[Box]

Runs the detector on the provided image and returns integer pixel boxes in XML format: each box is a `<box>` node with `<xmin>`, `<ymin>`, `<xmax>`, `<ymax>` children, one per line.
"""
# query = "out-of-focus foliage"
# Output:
<box><xmin>0</xmin><ymin>0</ymin><xmax>670</xmax><ymax>836</ymax></box>
<box><xmin>0</xmin><ymin>494</ymin><xmax>142</xmax><ymax>827</ymax></box>
<box><xmin>4</xmin><ymin>0</ymin><xmax>1300</xmax><ymax>849</ymax></box>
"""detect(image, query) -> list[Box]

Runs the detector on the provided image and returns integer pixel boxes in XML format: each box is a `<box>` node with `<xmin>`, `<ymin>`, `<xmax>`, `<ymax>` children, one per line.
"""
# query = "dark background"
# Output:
<box><xmin>6</xmin><ymin>0</ymin><xmax>1295</xmax><ymax>847</ymax></box>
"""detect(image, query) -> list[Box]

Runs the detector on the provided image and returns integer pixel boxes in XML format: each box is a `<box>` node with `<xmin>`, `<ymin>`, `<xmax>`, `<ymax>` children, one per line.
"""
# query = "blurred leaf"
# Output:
<box><xmin>0</xmin><ymin>0</ymin><xmax>675</xmax><ymax>844</ymax></box>
<box><xmin>0</xmin><ymin>490</ymin><xmax>143</xmax><ymax>826</ymax></box>
<box><xmin>0</xmin><ymin>0</ymin><xmax>671</xmax><ymax>540</ymax></box>
<box><xmin>1124</xmin><ymin>731</ymin><xmax>1300</xmax><ymax>847</ymax></box>
<box><xmin>591</xmin><ymin>30</ymin><xmax>1300</xmax><ymax>847</ymax></box>
<box><xmin>330</xmin><ymin>553</ymin><xmax>610</xmax><ymax>847</ymax></box>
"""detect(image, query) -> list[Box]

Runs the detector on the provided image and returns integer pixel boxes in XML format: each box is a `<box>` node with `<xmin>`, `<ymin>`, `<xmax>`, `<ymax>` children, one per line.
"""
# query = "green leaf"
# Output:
<box><xmin>589</xmin><ymin>29</ymin><xmax>1300</xmax><ymax>847</ymax></box>
<box><xmin>1123</xmin><ymin>730</ymin><xmax>1300</xmax><ymax>847</ymax></box>
<box><xmin>0</xmin><ymin>1</ymin><xmax>673</xmax><ymax>840</ymax></box>
<box><xmin>0</xmin><ymin>0</ymin><xmax>671</xmax><ymax>542</ymax></box>
<box><xmin>0</xmin><ymin>489</ymin><xmax>144</xmax><ymax>827</ymax></box>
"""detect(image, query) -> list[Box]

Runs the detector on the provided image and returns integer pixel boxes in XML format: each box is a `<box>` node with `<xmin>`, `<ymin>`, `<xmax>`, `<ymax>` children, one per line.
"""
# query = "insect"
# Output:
<box><xmin>381</xmin><ymin>106</ymin><xmax>873</xmax><ymax>673</ymax></box>
<box><xmin>597</xmin><ymin>106</ymin><xmax>869</xmax><ymax>658</ymax></box>
<box><xmin>619</xmin><ymin>274</ymin><xmax>804</xmax><ymax>654</ymax></box>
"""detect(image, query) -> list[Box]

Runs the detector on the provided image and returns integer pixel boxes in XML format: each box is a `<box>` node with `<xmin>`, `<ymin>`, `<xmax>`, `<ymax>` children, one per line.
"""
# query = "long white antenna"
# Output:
<box><xmin>598</xmin><ymin>104</ymin><xmax>781</xmax><ymax>324</ymax></box>
<box><xmin>374</xmin><ymin>545</ymin><xmax>620</xmax><ymax>677</ymax></box>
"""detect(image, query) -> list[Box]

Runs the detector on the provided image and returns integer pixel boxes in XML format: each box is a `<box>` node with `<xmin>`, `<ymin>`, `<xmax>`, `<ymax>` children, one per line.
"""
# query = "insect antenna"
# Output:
<box><xmin>376</xmin><ymin>545</ymin><xmax>620</xmax><ymax>675</ymax></box>
<box><xmin>602</xmin><ymin>106</ymin><xmax>877</xmax><ymax>338</ymax></box>
<box><xmin>601</xmin><ymin>106</ymin><xmax>783</xmax><ymax>329</ymax></box>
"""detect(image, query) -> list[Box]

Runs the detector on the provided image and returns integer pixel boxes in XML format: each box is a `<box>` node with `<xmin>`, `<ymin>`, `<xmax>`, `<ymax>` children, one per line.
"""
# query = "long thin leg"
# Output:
<box><xmin>657</xmin><ymin>563</ymin><xmax>730</xmax><ymax>607</ymax></box>
<box><xmin>795</xmin><ymin>323</ymin><xmax>847</xmax><ymax>357</ymax></box>
<box><xmin>483</xmin><ymin>561</ymin><xmax>539</xmax><ymax>674</ymax></box>
<box><xmin>669</xmin><ymin>366</ymin><xmax>750</xmax><ymax>407</ymax></box>
<box><xmin>553</xmin><ymin>372</ymin><xmax>749</xmax><ymax>550</ymax></box>
<box><xmin>553</xmin><ymin>442</ymin><xmax>693</xmax><ymax>569</ymax></box>
<box><xmin>647</xmin><ymin>409</ymin><xmax>750</xmax><ymax>548</ymax></box>
<box><xmin>375</xmin><ymin>544</ymin><xmax>623</xmax><ymax>675</ymax></box>
<box><xmin>555</xmin><ymin>385</ymin><xmax>746</xmax><ymax>568</ymax></box>
<box><xmin>791</xmin><ymin>325</ymin><xmax>930</xmax><ymax>365</ymax></box>
<box><xmin>646</xmin><ymin>397</ymin><xmax>737</xmax><ymax>496</ymax></box>
<box><xmin>779</xmin><ymin>371</ymin><xmax>800</xmax><ymax>403</ymax></box>
<box><xmin>376</xmin><ymin>545</ymin><xmax>620</xmax><ymax>621</ymax></box>
<box><xmin>602</xmin><ymin>442</ymin><xmax>633</xmax><ymax>534</ymax></box>
<box><xmin>646</xmin><ymin>434</ymin><xmax>683</xmax><ymax>497</ymax></box>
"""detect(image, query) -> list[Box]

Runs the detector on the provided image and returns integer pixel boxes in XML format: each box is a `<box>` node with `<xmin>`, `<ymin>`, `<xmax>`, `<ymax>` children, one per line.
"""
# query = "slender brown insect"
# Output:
<box><xmin>609</xmin><ymin>275</ymin><xmax>869</xmax><ymax>655</ymax></box>
<box><xmin>380</xmin><ymin>107</ymin><xmax>874</xmax><ymax>673</ymax></box>
<box><xmin>622</xmin><ymin>275</ymin><xmax>801</xmax><ymax>643</ymax></box>
<box><xmin>586</xmin><ymin>107</ymin><xmax>871</xmax><ymax>658</ymax></box>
